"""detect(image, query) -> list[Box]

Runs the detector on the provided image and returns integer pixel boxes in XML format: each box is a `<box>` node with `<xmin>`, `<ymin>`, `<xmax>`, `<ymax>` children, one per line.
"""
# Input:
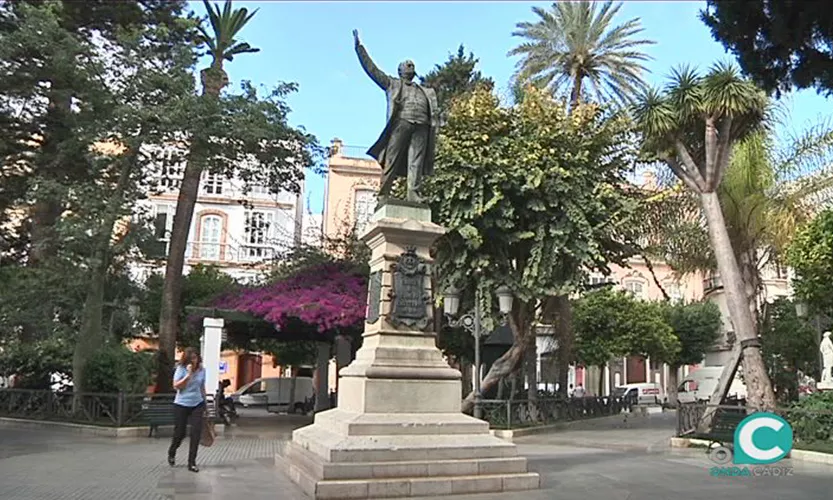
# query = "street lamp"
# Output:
<box><xmin>443</xmin><ymin>283</ymin><xmax>514</xmax><ymax>420</ymax></box>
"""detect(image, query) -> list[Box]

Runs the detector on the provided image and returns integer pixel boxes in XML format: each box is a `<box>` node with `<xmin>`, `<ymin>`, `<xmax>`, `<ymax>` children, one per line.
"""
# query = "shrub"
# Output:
<box><xmin>785</xmin><ymin>391</ymin><xmax>833</xmax><ymax>444</ymax></box>
<box><xmin>82</xmin><ymin>345</ymin><xmax>153</xmax><ymax>393</ymax></box>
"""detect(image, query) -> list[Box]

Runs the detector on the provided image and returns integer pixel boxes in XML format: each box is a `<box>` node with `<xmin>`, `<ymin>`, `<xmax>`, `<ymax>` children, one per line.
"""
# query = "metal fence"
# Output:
<box><xmin>0</xmin><ymin>389</ymin><xmax>178</xmax><ymax>427</ymax></box>
<box><xmin>479</xmin><ymin>396</ymin><xmax>633</xmax><ymax>430</ymax></box>
<box><xmin>677</xmin><ymin>401</ymin><xmax>833</xmax><ymax>448</ymax></box>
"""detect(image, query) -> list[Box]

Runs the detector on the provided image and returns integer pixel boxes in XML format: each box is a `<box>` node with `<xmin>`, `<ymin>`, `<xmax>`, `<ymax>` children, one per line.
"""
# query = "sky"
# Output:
<box><xmin>191</xmin><ymin>1</ymin><xmax>832</xmax><ymax>215</ymax></box>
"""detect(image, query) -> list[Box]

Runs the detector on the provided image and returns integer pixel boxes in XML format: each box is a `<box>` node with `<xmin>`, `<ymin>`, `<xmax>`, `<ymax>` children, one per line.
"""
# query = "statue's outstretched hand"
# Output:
<box><xmin>353</xmin><ymin>29</ymin><xmax>360</xmax><ymax>46</ymax></box>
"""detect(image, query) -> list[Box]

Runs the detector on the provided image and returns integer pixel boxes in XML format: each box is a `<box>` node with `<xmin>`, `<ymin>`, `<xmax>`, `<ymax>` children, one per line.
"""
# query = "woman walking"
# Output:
<box><xmin>167</xmin><ymin>347</ymin><xmax>206</xmax><ymax>472</ymax></box>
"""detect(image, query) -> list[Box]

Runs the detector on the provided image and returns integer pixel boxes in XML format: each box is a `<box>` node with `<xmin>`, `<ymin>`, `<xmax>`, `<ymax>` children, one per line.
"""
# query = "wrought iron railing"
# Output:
<box><xmin>0</xmin><ymin>389</ymin><xmax>179</xmax><ymax>427</ymax></box>
<box><xmin>677</xmin><ymin>401</ymin><xmax>833</xmax><ymax>449</ymax></box>
<box><xmin>479</xmin><ymin>396</ymin><xmax>633</xmax><ymax>430</ymax></box>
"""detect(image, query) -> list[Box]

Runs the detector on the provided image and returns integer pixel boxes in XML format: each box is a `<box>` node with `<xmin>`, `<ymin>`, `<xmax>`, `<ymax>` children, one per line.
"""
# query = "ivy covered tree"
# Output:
<box><xmin>788</xmin><ymin>209</ymin><xmax>833</xmax><ymax>318</ymax></box>
<box><xmin>573</xmin><ymin>288</ymin><xmax>679</xmax><ymax>396</ymax></box>
<box><xmin>425</xmin><ymin>87</ymin><xmax>640</xmax><ymax>411</ymax></box>
<box><xmin>659</xmin><ymin>300</ymin><xmax>723</xmax><ymax>405</ymax></box>
<box><xmin>701</xmin><ymin>0</ymin><xmax>833</xmax><ymax>96</ymax></box>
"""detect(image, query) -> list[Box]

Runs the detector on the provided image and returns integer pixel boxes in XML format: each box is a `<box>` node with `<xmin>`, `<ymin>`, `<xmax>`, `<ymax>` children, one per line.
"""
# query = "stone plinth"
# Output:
<box><xmin>817</xmin><ymin>381</ymin><xmax>833</xmax><ymax>391</ymax></box>
<box><xmin>278</xmin><ymin>201</ymin><xmax>540</xmax><ymax>499</ymax></box>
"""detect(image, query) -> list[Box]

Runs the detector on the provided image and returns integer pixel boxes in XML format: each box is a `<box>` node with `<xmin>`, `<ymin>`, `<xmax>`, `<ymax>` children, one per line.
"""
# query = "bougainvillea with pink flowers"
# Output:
<box><xmin>212</xmin><ymin>262</ymin><xmax>367</xmax><ymax>335</ymax></box>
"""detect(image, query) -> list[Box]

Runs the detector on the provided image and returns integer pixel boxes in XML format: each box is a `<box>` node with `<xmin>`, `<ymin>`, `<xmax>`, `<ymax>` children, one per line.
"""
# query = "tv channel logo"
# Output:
<box><xmin>708</xmin><ymin>412</ymin><xmax>794</xmax><ymax>477</ymax></box>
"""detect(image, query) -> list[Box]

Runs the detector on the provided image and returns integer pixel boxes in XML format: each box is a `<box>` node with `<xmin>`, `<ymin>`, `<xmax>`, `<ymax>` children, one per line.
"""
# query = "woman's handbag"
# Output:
<box><xmin>200</xmin><ymin>415</ymin><xmax>216</xmax><ymax>447</ymax></box>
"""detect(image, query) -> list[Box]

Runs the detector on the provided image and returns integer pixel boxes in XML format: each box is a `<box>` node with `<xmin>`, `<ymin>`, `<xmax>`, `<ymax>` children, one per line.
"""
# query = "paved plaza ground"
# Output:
<box><xmin>1</xmin><ymin>410</ymin><xmax>830</xmax><ymax>500</ymax></box>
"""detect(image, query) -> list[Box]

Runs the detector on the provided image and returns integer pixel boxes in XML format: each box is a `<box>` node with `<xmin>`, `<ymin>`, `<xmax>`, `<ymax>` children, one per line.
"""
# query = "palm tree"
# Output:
<box><xmin>634</xmin><ymin>63</ymin><xmax>778</xmax><ymax>411</ymax></box>
<box><xmin>508</xmin><ymin>1</ymin><xmax>654</xmax><ymax>400</ymax></box>
<box><xmin>156</xmin><ymin>0</ymin><xmax>259</xmax><ymax>392</ymax></box>
<box><xmin>508</xmin><ymin>0</ymin><xmax>655</xmax><ymax>110</ymax></box>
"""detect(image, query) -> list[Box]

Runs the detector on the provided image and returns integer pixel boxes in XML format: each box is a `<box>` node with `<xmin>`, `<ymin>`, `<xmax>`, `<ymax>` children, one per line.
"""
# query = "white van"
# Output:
<box><xmin>233</xmin><ymin>376</ymin><xmax>314</xmax><ymax>413</ymax></box>
<box><xmin>677</xmin><ymin>366</ymin><xmax>747</xmax><ymax>404</ymax></box>
<box><xmin>612</xmin><ymin>382</ymin><xmax>662</xmax><ymax>405</ymax></box>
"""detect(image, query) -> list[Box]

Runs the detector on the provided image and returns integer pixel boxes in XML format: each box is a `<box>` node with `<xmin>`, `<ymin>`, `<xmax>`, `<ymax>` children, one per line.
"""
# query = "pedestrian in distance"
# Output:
<box><xmin>167</xmin><ymin>347</ymin><xmax>206</xmax><ymax>473</ymax></box>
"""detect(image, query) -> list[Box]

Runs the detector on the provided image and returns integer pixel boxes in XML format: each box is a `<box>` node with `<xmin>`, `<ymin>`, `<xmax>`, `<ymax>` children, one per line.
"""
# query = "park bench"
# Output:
<box><xmin>692</xmin><ymin>407</ymin><xmax>747</xmax><ymax>449</ymax></box>
<box><xmin>144</xmin><ymin>396</ymin><xmax>175</xmax><ymax>437</ymax></box>
<box><xmin>144</xmin><ymin>395</ymin><xmax>218</xmax><ymax>437</ymax></box>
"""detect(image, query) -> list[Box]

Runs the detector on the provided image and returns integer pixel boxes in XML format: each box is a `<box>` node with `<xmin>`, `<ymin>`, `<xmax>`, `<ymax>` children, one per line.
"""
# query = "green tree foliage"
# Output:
<box><xmin>139</xmin><ymin>265</ymin><xmax>239</xmax><ymax>347</ymax></box>
<box><xmin>0</xmin><ymin>336</ymin><xmax>73</xmax><ymax>389</ymax></box>
<box><xmin>573</xmin><ymin>288</ymin><xmax>679</xmax><ymax>395</ymax></box>
<box><xmin>81</xmin><ymin>345</ymin><xmax>154</xmax><ymax>394</ymax></box>
<box><xmin>419</xmin><ymin>45</ymin><xmax>494</xmax><ymax>123</ymax></box>
<box><xmin>425</xmin><ymin>87</ymin><xmax>640</xmax><ymax>410</ymax></box>
<box><xmin>509</xmin><ymin>0</ymin><xmax>654</xmax><ymax>108</ymax></box>
<box><xmin>760</xmin><ymin>298</ymin><xmax>819</xmax><ymax>403</ymax></box>
<box><xmin>788</xmin><ymin>209</ymin><xmax>833</xmax><ymax>318</ymax></box>
<box><xmin>659</xmin><ymin>300</ymin><xmax>722</xmax><ymax>404</ymax></box>
<box><xmin>634</xmin><ymin>63</ymin><xmax>777</xmax><ymax>410</ymax></box>
<box><xmin>701</xmin><ymin>1</ymin><xmax>833</xmax><ymax>96</ymax></box>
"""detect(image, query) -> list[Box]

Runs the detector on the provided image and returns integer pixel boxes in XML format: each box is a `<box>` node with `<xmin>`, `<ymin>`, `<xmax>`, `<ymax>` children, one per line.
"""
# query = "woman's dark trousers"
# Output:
<box><xmin>167</xmin><ymin>402</ymin><xmax>204</xmax><ymax>466</ymax></box>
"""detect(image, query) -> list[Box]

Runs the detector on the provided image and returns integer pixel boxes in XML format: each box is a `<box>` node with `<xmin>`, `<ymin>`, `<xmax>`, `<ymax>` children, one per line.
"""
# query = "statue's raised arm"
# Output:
<box><xmin>353</xmin><ymin>29</ymin><xmax>391</xmax><ymax>90</ymax></box>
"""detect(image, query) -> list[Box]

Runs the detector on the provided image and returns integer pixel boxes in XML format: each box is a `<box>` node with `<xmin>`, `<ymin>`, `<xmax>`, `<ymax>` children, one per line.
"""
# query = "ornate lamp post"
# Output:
<box><xmin>443</xmin><ymin>283</ymin><xmax>514</xmax><ymax>420</ymax></box>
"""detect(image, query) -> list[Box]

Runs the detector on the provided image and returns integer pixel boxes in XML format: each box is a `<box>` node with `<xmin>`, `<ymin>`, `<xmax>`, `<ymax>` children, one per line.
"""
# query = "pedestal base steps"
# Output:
<box><xmin>276</xmin><ymin>409</ymin><xmax>539</xmax><ymax>499</ymax></box>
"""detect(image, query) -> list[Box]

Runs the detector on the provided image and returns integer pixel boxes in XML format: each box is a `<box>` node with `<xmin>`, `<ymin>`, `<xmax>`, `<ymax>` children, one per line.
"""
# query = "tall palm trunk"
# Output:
<box><xmin>156</xmin><ymin>63</ymin><xmax>227</xmax><ymax>392</ymax></box>
<box><xmin>700</xmin><ymin>191</ymin><xmax>775</xmax><ymax>409</ymax></box>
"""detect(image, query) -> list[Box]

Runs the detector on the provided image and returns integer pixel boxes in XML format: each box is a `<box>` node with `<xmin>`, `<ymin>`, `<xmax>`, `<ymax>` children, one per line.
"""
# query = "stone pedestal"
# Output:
<box><xmin>817</xmin><ymin>381</ymin><xmax>833</xmax><ymax>391</ymax></box>
<box><xmin>278</xmin><ymin>201</ymin><xmax>540</xmax><ymax>499</ymax></box>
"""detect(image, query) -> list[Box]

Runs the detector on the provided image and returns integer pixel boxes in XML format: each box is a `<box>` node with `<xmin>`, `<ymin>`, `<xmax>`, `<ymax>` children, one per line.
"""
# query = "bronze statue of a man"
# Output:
<box><xmin>353</xmin><ymin>30</ymin><xmax>439</xmax><ymax>203</ymax></box>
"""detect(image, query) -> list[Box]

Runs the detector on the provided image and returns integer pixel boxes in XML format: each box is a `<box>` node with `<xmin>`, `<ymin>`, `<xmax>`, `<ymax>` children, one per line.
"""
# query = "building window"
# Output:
<box><xmin>149</xmin><ymin>204</ymin><xmax>174</xmax><ymax>258</ymax></box>
<box><xmin>244</xmin><ymin>210</ymin><xmax>275</xmax><ymax>260</ymax></box>
<box><xmin>665</xmin><ymin>282</ymin><xmax>683</xmax><ymax>303</ymax></box>
<box><xmin>250</xmin><ymin>184</ymin><xmax>270</xmax><ymax>196</ymax></box>
<box><xmin>199</xmin><ymin>215</ymin><xmax>222</xmax><ymax>260</ymax></box>
<box><xmin>158</xmin><ymin>148</ymin><xmax>184</xmax><ymax>191</ymax></box>
<box><xmin>354</xmin><ymin>189</ymin><xmax>377</xmax><ymax>233</ymax></box>
<box><xmin>153</xmin><ymin>204</ymin><xmax>174</xmax><ymax>241</ymax></box>
<box><xmin>589</xmin><ymin>275</ymin><xmax>616</xmax><ymax>286</ymax></box>
<box><xmin>623</xmin><ymin>280</ymin><xmax>645</xmax><ymax>299</ymax></box>
<box><xmin>202</xmin><ymin>172</ymin><xmax>223</xmax><ymax>195</ymax></box>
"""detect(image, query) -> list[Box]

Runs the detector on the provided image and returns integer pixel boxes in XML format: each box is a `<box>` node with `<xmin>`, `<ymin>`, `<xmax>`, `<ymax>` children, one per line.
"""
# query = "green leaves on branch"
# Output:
<box><xmin>573</xmin><ymin>288</ymin><xmax>679</xmax><ymax>369</ymax></box>
<box><xmin>426</xmin><ymin>87</ymin><xmax>640</xmax><ymax>317</ymax></box>
<box><xmin>788</xmin><ymin>209</ymin><xmax>833</xmax><ymax>317</ymax></box>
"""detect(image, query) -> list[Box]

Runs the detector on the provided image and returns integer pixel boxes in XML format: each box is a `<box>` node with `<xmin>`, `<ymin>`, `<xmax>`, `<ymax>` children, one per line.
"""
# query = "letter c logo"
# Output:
<box><xmin>733</xmin><ymin>412</ymin><xmax>793</xmax><ymax>465</ymax></box>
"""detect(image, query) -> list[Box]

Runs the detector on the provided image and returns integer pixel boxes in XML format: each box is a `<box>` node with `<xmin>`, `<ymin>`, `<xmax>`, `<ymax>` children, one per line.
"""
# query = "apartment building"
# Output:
<box><xmin>130</xmin><ymin>145</ymin><xmax>305</xmax><ymax>285</ymax></box>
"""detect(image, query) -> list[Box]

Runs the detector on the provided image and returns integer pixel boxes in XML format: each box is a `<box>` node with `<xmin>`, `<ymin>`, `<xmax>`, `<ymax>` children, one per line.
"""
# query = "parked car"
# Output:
<box><xmin>677</xmin><ymin>366</ymin><xmax>747</xmax><ymax>404</ymax></box>
<box><xmin>232</xmin><ymin>376</ymin><xmax>314</xmax><ymax>414</ymax></box>
<box><xmin>612</xmin><ymin>382</ymin><xmax>662</xmax><ymax>405</ymax></box>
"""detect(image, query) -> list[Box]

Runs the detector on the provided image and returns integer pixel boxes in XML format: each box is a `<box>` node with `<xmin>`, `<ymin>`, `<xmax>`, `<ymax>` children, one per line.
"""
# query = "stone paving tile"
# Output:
<box><xmin>2</xmin><ymin>418</ymin><xmax>833</xmax><ymax>500</ymax></box>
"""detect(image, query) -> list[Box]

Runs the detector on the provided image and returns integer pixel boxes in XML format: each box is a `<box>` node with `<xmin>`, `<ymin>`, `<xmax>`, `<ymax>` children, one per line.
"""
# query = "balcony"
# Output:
<box><xmin>145</xmin><ymin>240</ymin><xmax>284</xmax><ymax>264</ymax></box>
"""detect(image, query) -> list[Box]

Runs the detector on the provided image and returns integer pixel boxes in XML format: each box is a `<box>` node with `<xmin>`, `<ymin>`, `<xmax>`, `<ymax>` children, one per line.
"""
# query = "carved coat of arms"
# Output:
<box><xmin>388</xmin><ymin>247</ymin><xmax>430</xmax><ymax>330</ymax></box>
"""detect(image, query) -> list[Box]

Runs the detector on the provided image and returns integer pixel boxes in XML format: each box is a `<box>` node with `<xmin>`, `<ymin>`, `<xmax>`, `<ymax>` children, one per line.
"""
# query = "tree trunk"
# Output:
<box><xmin>525</xmin><ymin>337</ymin><xmax>537</xmax><ymax>401</ymax></box>
<box><xmin>157</xmin><ymin>63</ymin><xmax>227</xmax><ymax>393</ymax></box>
<box><xmin>569</xmin><ymin>73</ymin><xmax>583</xmax><ymax>112</ymax></box>
<box><xmin>667</xmin><ymin>366</ymin><xmax>679</xmax><ymax>406</ymax></box>
<box><xmin>554</xmin><ymin>296</ymin><xmax>572</xmax><ymax>397</ymax></box>
<box><xmin>460</xmin><ymin>358</ymin><xmax>473</xmax><ymax>398</ymax></box>
<box><xmin>700</xmin><ymin>191</ymin><xmax>776</xmax><ymax>409</ymax></box>
<box><xmin>288</xmin><ymin>371</ymin><xmax>298</xmax><ymax>413</ymax></box>
<box><xmin>462</xmin><ymin>342</ymin><xmax>524</xmax><ymax>413</ymax></box>
<box><xmin>72</xmin><ymin>152</ymin><xmax>135</xmax><ymax>393</ymax></box>
<box><xmin>598</xmin><ymin>365</ymin><xmax>605</xmax><ymax>397</ymax></box>
<box><xmin>156</xmin><ymin>154</ymin><xmax>204</xmax><ymax>392</ymax></box>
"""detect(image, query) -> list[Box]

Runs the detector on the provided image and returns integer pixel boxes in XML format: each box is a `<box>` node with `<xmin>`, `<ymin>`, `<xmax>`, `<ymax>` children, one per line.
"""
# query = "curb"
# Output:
<box><xmin>0</xmin><ymin>417</ymin><xmax>225</xmax><ymax>438</ymax></box>
<box><xmin>490</xmin><ymin>411</ymin><xmax>660</xmax><ymax>443</ymax></box>
<box><xmin>669</xmin><ymin>437</ymin><xmax>833</xmax><ymax>466</ymax></box>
